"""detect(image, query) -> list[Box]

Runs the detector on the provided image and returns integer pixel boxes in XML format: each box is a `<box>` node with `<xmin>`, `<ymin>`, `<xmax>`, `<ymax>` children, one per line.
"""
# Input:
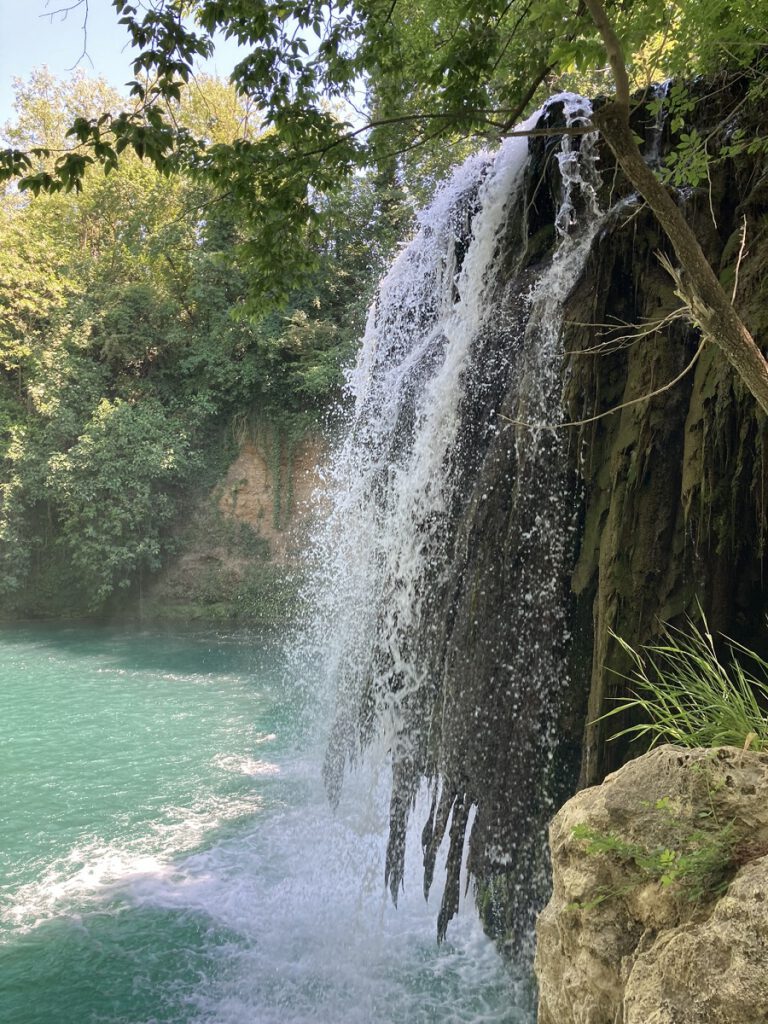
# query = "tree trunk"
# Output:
<box><xmin>579</xmin><ymin>0</ymin><xmax>768</xmax><ymax>414</ymax></box>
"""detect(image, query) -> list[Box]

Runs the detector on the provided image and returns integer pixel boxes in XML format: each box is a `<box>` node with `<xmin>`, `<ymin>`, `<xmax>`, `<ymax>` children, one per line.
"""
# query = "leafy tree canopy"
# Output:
<box><xmin>4</xmin><ymin>0</ymin><xmax>768</xmax><ymax>305</ymax></box>
<box><xmin>0</xmin><ymin>70</ymin><xmax>398</xmax><ymax>616</ymax></box>
<box><xmin>3</xmin><ymin>1</ymin><xmax>768</xmax><ymax>614</ymax></box>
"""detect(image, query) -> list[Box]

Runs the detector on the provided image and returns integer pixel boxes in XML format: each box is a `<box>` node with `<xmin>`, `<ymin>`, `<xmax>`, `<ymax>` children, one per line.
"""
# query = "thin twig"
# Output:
<box><xmin>732</xmin><ymin>215</ymin><xmax>749</xmax><ymax>302</ymax></box>
<box><xmin>565</xmin><ymin>307</ymin><xmax>688</xmax><ymax>355</ymax></box>
<box><xmin>705</xmin><ymin>140</ymin><xmax>718</xmax><ymax>229</ymax></box>
<box><xmin>43</xmin><ymin>0</ymin><xmax>94</xmax><ymax>71</ymax></box>
<box><xmin>290</xmin><ymin>110</ymin><xmax>592</xmax><ymax>164</ymax></box>
<box><xmin>500</xmin><ymin>336</ymin><xmax>706</xmax><ymax>431</ymax></box>
<box><xmin>489</xmin><ymin>0</ymin><xmax>534</xmax><ymax>76</ymax></box>
<box><xmin>384</xmin><ymin>0</ymin><xmax>398</xmax><ymax>25</ymax></box>
<box><xmin>41</xmin><ymin>0</ymin><xmax>86</xmax><ymax>19</ymax></box>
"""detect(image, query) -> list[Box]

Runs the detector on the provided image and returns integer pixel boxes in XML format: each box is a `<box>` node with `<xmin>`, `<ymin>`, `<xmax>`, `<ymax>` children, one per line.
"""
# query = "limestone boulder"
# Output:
<box><xmin>625</xmin><ymin>853</ymin><xmax>768</xmax><ymax>1024</ymax></box>
<box><xmin>535</xmin><ymin>744</ymin><xmax>768</xmax><ymax>1024</ymax></box>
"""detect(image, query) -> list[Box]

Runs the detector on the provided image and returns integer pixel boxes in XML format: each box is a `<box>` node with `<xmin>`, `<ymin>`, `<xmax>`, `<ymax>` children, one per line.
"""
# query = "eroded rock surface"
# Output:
<box><xmin>535</xmin><ymin>744</ymin><xmax>768</xmax><ymax>1024</ymax></box>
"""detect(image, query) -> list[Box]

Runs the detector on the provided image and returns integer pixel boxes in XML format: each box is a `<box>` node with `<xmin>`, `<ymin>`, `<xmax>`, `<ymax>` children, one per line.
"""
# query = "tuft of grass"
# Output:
<box><xmin>598</xmin><ymin>616</ymin><xmax>768</xmax><ymax>751</ymax></box>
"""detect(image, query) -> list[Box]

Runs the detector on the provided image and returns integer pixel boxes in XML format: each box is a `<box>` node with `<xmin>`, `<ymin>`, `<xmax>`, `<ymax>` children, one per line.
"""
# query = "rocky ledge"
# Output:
<box><xmin>535</xmin><ymin>744</ymin><xmax>768</xmax><ymax>1024</ymax></box>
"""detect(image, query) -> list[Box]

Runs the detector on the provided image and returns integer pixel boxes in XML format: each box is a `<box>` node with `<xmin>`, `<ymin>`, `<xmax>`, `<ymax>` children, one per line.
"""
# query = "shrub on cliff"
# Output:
<box><xmin>602</xmin><ymin>617</ymin><xmax>768</xmax><ymax>751</ymax></box>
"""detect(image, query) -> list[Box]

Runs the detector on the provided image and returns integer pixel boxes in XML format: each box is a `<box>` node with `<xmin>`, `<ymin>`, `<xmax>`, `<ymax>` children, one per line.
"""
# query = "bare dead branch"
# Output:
<box><xmin>500</xmin><ymin>335</ymin><xmax>706</xmax><ymax>432</ymax></box>
<box><xmin>42</xmin><ymin>0</ymin><xmax>93</xmax><ymax>71</ymax></box>
<box><xmin>565</xmin><ymin>307</ymin><xmax>689</xmax><ymax>355</ymax></box>
<box><xmin>732</xmin><ymin>216</ymin><xmax>749</xmax><ymax>302</ymax></box>
<box><xmin>41</xmin><ymin>0</ymin><xmax>86</xmax><ymax>19</ymax></box>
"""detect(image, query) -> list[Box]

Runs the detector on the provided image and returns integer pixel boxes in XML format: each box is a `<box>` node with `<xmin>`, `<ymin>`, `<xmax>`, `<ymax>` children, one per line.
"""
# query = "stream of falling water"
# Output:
<box><xmin>310</xmin><ymin>94</ymin><xmax>602</xmax><ymax>944</ymax></box>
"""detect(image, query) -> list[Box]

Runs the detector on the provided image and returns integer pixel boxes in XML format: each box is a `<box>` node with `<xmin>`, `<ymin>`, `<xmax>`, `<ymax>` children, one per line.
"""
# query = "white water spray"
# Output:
<box><xmin>306</xmin><ymin>95</ymin><xmax>604</xmax><ymax>945</ymax></box>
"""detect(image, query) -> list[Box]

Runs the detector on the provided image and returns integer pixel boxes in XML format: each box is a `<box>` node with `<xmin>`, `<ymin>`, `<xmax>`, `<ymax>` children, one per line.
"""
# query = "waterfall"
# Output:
<box><xmin>307</xmin><ymin>95</ymin><xmax>603</xmax><ymax>953</ymax></box>
<box><xmin>645</xmin><ymin>79</ymin><xmax>672</xmax><ymax>169</ymax></box>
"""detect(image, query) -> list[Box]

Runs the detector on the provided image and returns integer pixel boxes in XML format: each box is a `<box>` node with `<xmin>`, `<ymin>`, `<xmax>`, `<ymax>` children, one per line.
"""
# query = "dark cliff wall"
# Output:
<box><xmin>424</xmin><ymin>80</ymin><xmax>768</xmax><ymax>951</ymax></box>
<box><xmin>561</xmin><ymin>84</ymin><xmax>768</xmax><ymax>786</ymax></box>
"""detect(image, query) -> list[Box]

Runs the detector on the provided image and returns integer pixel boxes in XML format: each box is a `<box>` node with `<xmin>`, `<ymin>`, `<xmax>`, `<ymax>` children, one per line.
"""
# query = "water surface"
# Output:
<box><xmin>1</xmin><ymin>626</ymin><xmax>530</xmax><ymax>1024</ymax></box>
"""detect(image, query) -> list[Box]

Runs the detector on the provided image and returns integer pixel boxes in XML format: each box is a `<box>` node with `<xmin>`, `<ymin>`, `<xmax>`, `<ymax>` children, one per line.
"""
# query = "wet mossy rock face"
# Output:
<box><xmin>557</xmin><ymin>80</ymin><xmax>768</xmax><ymax>786</ymax></box>
<box><xmin>445</xmin><ymin>79</ymin><xmax>768</xmax><ymax>951</ymax></box>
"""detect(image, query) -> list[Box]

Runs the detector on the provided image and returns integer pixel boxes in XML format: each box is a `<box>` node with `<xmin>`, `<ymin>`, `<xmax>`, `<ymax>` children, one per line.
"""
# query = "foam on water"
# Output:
<box><xmin>129</xmin><ymin>753</ymin><xmax>531</xmax><ymax>1024</ymax></box>
<box><xmin>1</xmin><ymin>626</ymin><xmax>526</xmax><ymax>1024</ymax></box>
<box><xmin>2</xmin><ymin>790</ymin><xmax>263</xmax><ymax>933</ymax></box>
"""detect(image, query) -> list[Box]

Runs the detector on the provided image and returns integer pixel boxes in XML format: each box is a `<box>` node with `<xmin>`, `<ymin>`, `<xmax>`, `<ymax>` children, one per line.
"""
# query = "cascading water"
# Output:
<box><xmin>309</xmin><ymin>95</ymin><xmax>604</xmax><ymax>952</ymax></box>
<box><xmin>645</xmin><ymin>79</ymin><xmax>671</xmax><ymax>169</ymax></box>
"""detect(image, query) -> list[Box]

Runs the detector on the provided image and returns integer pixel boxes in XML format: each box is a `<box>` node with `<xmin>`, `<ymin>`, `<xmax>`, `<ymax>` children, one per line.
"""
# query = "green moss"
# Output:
<box><xmin>141</xmin><ymin>564</ymin><xmax>305</xmax><ymax>629</ymax></box>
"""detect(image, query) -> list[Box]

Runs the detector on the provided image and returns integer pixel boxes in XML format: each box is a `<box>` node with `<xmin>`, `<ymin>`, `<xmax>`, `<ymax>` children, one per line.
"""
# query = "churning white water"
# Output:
<box><xmin>1</xmin><ymin>628</ymin><xmax>528</xmax><ymax>1024</ymax></box>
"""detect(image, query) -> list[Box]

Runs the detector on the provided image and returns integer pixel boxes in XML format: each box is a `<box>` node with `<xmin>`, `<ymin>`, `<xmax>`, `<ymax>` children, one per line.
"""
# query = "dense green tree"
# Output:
<box><xmin>0</xmin><ymin>70</ymin><xmax>397</xmax><ymax>615</ymax></box>
<box><xmin>5</xmin><ymin>2</ymin><xmax>768</xmax><ymax>612</ymax></box>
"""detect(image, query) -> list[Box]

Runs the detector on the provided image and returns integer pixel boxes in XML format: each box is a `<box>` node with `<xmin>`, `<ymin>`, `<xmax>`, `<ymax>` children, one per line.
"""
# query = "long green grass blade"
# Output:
<box><xmin>594</xmin><ymin>614</ymin><xmax>768</xmax><ymax>751</ymax></box>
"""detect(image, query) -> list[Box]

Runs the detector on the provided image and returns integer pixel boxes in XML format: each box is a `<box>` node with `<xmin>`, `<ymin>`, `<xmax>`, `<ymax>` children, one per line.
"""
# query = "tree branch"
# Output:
<box><xmin>42</xmin><ymin>0</ymin><xmax>93</xmax><ymax>71</ymax></box>
<box><xmin>594</xmin><ymin>101</ymin><xmax>768</xmax><ymax>415</ymax></box>
<box><xmin>497</xmin><ymin>64</ymin><xmax>554</xmax><ymax>133</ymax></box>
<box><xmin>501</xmin><ymin>332</ymin><xmax>705</xmax><ymax>431</ymax></box>
<box><xmin>290</xmin><ymin>107</ymin><xmax>591</xmax><ymax>163</ymax></box>
<box><xmin>579</xmin><ymin>0</ymin><xmax>768</xmax><ymax>414</ymax></box>
<box><xmin>582</xmin><ymin>0</ymin><xmax>630</xmax><ymax>107</ymax></box>
<box><xmin>41</xmin><ymin>0</ymin><xmax>86</xmax><ymax>19</ymax></box>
